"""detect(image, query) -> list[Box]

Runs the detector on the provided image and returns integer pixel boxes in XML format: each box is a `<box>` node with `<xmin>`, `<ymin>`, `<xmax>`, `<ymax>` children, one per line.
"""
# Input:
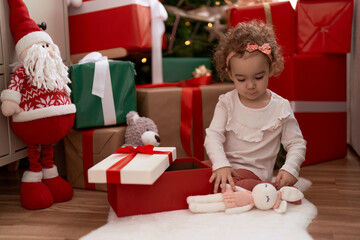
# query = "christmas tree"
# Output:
<box><xmin>132</xmin><ymin>0</ymin><xmax>229</xmax><ymax>84</ymax></box>
<box><xmin>163</xmin><ymin>0</ymin><xmax>229</xmax><ymax>58</ymax></box>
<box><xmin>133</xmin><ymin>0</ymin><xmax>267</xmax><ymax>84</ymax></box>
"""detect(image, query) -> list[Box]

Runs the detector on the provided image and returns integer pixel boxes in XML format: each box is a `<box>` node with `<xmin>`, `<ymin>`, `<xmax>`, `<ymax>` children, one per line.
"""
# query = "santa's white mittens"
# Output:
<box><xmin>42</xmin><ymin>166</ymin><xmax>73</xmax><ymax>203</ymax></box>
<box><xmin>20</xmin><ymin>170</ymin><xmax>54</xmax><ymax>209</ymax></box>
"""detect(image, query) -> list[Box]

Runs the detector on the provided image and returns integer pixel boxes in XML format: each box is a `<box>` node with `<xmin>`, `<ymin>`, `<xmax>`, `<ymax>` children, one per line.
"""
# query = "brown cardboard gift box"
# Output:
<box><xmin>64</xmin><ymin>125</ymin><xmax>126</xmax><ymax>191</ymax></box>
<box><xmin>136</xmin><ymin>83</ymin><xmax>235</xmax><ymax>160</ymax></box>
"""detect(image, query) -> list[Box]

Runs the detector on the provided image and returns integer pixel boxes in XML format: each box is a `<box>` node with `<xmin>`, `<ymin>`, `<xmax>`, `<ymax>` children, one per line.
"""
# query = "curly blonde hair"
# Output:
<box><xmin>213</xmin><ymin>20</ymin><xmax>284</xmax><ymax>81</ymax></box>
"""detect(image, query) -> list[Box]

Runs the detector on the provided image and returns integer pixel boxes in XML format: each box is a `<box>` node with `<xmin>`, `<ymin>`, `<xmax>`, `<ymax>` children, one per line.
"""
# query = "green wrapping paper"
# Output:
<box><xmin>69</xmin><ymin>61</ymin><xmax>137</xmax><ymax>129</ymax></box>
<box><xmin>162</xmin><ymin>57</ymin><xmax>212</xmax><ymax>83</ymax></box>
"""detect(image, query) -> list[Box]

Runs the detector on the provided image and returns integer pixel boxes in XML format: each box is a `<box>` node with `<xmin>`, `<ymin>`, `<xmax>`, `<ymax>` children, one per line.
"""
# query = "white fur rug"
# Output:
<box><xmin>81</xmin><ymin>178</ymin><xmax>317</xmax><ymax>240</ymax></box>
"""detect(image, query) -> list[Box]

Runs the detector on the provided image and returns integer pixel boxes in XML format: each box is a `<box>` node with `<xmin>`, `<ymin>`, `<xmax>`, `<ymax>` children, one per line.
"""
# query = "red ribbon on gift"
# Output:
<box><xmin>137</xmin><ymin>75</ymin><xmax>212</xmax><ymax>160</ymax></box>
<box><xmin>106</xmin><ymin>144</ymin><xmax>173</xmax><ymax>184</ymax></box>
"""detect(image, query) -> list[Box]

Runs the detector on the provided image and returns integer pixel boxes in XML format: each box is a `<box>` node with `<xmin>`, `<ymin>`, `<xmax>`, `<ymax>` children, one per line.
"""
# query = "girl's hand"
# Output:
<box><xmin>209</xmin><ymin>167</ymin><xmax>239</xmax><ymax>193</ymax></box>
<box><xmin>275</xmin><ymin>170</ymin><xmax>297</xmax><ymax>189</ymax></box>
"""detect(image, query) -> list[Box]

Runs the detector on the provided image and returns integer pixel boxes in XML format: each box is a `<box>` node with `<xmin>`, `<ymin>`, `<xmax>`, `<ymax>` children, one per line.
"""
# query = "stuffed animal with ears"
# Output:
<box><xmin>187</xmin><ymin>183</ymin><xmax>304</xmax><ymax>214</ymax></box>
<box><xmin>123</xmin><ymin>111</ymin><xmax>161</xmax><ymax>147</ymax></box>
<box><xmin>0</xmin><ymin>0</ymin><xmax>76</xmax><ymax>210</ymax></box>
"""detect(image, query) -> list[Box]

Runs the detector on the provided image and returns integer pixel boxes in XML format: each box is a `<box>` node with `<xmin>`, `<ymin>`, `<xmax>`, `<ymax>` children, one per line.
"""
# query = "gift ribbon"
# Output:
<box><xmin>82</xmin><ymin>129</ymin><xmax>96</xmax><ymax>190</ymax></box>
<box><xmin>69</xmin><ymin>0</ymin><xmax>167</xmax><ymax>84</ymax></box>
<box><xmin>150</xmin><ymin>0</ymin><xmax>168</xmax><ymax>84</ymax></box>
<box><xmin>106</xmin><ymin>145</ymin><xmax>173</xmax><ymax>183</ymax></box>
<box><xmin>225</xmin><ymin>1</ymin><xmax>273</xmax><ymax>29</ymax></box>
<box><xmin>263</xmin><ymin>2</ymin><xmax>273</xmax><ymax>27</ymax></box>
<box><xmin>79</xmin><ymin>52</ymin><xmax>117</xmax><ymax>125</ymax></box>
<box><xmin>137</xmin><ymin>75</ymin><xmax>213</xmax><ymax>160</ymax></box>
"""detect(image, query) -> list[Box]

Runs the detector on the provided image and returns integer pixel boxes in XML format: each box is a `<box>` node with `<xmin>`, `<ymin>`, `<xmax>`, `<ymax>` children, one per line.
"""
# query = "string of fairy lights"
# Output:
<box><xmin>140</xmin><ymin>0</ymin><xmax>228</xmax><ymax>64</ymax></box>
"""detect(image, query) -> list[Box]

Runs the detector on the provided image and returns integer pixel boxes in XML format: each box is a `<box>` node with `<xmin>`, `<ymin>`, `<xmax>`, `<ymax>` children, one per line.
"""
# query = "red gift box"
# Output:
<box><xmin>108</xmin><ymin>157</ymin><xmax>212</xmax><ymax>217</ymax></box>
<box><xmin>269</xmin><ymin>54</ymin><xmax>347</xmax><ymax>165</ymax></box>
<box><xmin>69</xmin><ymin>1</ymin><xmax>151</xmax><ymax>55</ymax></box>
<box><xmin>92</xmin><ymin>155</ymin><xmax>212</xmax><ymax>217</ymax></box>
<box><xmin>296</xmin><ymin>0</ymin><xmax>353</xmax><ymax>53</ymax></box>
<box><xmin>226</xmin><ymin>1</ymin><xmax>296</xmax><ymax>56</ymax></box>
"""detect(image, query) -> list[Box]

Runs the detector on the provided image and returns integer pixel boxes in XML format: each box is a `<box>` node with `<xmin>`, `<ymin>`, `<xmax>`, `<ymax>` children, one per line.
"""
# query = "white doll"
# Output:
<box><xmin>187</xmin><ymin>183</ymin><xmax>304</xmax><ymax>214</ymax></box>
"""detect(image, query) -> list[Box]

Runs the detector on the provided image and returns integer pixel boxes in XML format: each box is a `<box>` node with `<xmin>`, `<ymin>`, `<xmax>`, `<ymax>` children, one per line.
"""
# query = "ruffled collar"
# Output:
<box><xmin>224</xmin><ymin>90</ymin><xmax>292</xmax><ymax>142</ymax></box>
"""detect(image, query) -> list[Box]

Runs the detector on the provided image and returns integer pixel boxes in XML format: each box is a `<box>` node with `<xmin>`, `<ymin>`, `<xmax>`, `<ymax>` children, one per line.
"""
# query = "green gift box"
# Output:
<box><xmin>69</xmin><ymin>61</ymin><xmax>137</xmax><ymax>129</ymax></box>
<box><xmin>162</xmin><ymin>57</ymin><xmax>212</xmax><ymax>83</ymax></box>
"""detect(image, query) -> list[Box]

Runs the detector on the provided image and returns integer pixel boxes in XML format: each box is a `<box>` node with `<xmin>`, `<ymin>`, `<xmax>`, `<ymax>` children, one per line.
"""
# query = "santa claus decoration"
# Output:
<box><xmin>0</xmin><ymin>0</ymin><xmax>76</xmax><ymax>210</ymax></box>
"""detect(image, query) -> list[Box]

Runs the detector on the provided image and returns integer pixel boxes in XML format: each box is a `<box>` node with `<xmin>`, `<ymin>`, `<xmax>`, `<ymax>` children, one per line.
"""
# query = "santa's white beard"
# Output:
<box><xmin>22</xmin><ymin>44</ymin><xmax>71</xmax><ymax>95</ymax></box>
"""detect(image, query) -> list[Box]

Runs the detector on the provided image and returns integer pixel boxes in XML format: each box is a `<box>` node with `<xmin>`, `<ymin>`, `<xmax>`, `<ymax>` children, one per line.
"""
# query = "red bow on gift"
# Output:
<box><xmin>106</xmin><ymin>145</ymin><xmax>173</xmax><ymax>183</ymax></box>
<box><xmin>115</xmin><ymin>144</ymin><xmax>156</xmax><ymax>154</ymax></box>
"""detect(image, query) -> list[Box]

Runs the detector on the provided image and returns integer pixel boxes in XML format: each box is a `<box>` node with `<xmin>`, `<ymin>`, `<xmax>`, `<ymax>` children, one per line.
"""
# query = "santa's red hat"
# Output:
<box><xmin>8</xmin><ymin>0</ymin><xmax>53</xmax><ymax>57</ymax></box>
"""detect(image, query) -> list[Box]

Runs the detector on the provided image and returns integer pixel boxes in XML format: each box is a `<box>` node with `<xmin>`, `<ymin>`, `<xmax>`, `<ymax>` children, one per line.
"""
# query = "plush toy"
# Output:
<box><xmin>123</xmin><ymin>111</ymin><xmax>160</xmax><ymax>147</ymax></box>
<box><xmin>0</xmin><ymin>0</ymin><xmax>76</xmax><ymax>210</ymax></box>
<box><xmin>187</xmin><ymin>183</ymin><xmax>304</xmax><ymax>214</ymax></box>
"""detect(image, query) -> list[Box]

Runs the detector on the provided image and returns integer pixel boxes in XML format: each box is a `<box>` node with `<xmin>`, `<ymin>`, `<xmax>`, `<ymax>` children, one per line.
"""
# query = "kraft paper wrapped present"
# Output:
<box><xmin>226</xmin><ymin>1</ymin><xmax>296</xmax><ymax>55</ymax></box>
<box><xmin>69</xmin><ymin>60</ymin><xmax>136</xmax><ymax>129</ymax></box>
<box><xmin>136</xmin><ymin>82</ymin><xmax>235</xmax><ymax>160</ymax></box>
<box><xmin>296</xmin><ymin>0</ymin><xmax>353</xmax><ymax>53</ymax></box>
<box><xmin>64</xmin><ymin>125</ymin><xmax>126</xmax><ymax>191</ymax></box>
<box><xmin>268</xmin><ymin>54</ymin><xmax>347</xmax><ymax>165</ymax></box>
<box><xmin>89</xmin><ymin>151</ymin><xmax>213</xmax><ymax>217</ymax></box>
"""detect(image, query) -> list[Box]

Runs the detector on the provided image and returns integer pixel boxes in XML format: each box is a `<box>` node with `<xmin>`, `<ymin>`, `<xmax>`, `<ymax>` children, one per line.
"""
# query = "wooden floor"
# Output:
<box><xmin>0</xmin><ymin>147</ymin><xmax>360</xmax><ymax>240</ymax></box>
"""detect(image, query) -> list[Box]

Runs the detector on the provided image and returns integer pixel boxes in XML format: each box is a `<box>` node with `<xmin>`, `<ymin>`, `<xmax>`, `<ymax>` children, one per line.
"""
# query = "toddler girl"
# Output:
<box><xmin>205</xmin><ymin>20</ymin><xmax>306</xmax><ymax>193</ymax></box>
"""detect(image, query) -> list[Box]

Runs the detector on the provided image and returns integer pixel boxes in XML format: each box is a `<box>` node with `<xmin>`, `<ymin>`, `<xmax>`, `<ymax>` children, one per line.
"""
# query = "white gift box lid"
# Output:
<box><xmin>88</xmin><ymin>146</ymin><xmax>176</xmax><ymax>185</ymax></box>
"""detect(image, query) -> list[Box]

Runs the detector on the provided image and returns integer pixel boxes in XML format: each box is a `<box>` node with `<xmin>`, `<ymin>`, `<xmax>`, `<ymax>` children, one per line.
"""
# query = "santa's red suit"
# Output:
<box><xmin>2</xmin><ymin>66</ymin><xmax>76</xmax><ymax>210</ymax></box>
<box><xmin>6</xmin><ymin>66</ymin><xmax>76</xmax><ymax>170</ymax></box>
<box><xmin>0</xmin><ymin>0</ymin><xmax>76</xmax><ymax>210</ymax></box>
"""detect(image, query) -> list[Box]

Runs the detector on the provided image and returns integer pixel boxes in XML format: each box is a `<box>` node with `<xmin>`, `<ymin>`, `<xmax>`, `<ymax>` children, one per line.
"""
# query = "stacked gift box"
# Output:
<box><xmin>64</xmin><ymin>53</ymin><xmax>234</xmax><ymax>191</ymax></box>
<box><xmin>227</xmin><ymin>0</ymin><xmax>352</xmax><ymax>166</ymax></box>
<box><xmin>68</xmin><ymin>0</ymin><xmax>153</xmax><ymax>59</ymax></box>
<box><xmin>68</xmin><ymin>0</ymin><xmax>168</xmax><ymax>83</ymax></box>
<box><xmin>64</xmin><ymin>57</ymin><xmax>137</xmax><ymax>191</ymax></box>
<box><xmin>136</xmin><ymin>81</ymin><xmax>235</xmax><ymax>161</ymax></box>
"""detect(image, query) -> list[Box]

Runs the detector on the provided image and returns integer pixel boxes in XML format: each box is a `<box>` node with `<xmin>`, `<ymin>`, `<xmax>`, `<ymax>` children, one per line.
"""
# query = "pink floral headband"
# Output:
<box><xmin>226</xmin><ymin>43</ymin><xmax>272</xmax><ymax>67</ymax></box>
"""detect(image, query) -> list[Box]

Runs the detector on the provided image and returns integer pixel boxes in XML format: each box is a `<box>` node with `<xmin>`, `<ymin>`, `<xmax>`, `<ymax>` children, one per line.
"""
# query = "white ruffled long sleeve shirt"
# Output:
<box><xmin>204</xmin><ymin>89</ymin><xmax>306</xmax><ymax>182</ymax></box>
